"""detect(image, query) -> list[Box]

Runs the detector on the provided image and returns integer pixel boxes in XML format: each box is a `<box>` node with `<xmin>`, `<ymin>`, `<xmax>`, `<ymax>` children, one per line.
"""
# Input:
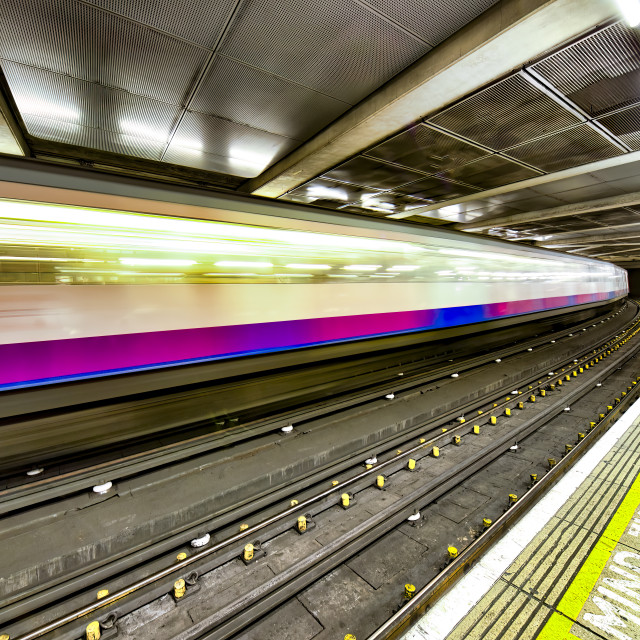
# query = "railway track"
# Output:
<box><xmin>0</xmin><ymin>303</ymin><xmax>628</xmax><ymax>515</ymax></box>
<box><xmin>2</xmin><ymin>303</ymin><xmax>640</xmax><ymax>640</ymax></box>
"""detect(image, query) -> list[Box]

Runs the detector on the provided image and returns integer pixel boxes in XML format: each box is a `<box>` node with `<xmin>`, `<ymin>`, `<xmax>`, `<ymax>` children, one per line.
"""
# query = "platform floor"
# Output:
<box><xmin>403</xmin><ymin>395</ymin><xmax>640</xmax><ymax>640</ymax></box>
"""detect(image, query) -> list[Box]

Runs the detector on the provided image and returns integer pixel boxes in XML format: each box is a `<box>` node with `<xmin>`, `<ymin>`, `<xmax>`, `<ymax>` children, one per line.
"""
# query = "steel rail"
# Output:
<box><xmin>3</xmin><ymin>309</ymin><xmax>632</xmax><ymax>624</ymax></box>
<box><xmin>0</xmin><ymin>303</ymin><xmax>629</xmax><ymax>516</ymax></box>
<box><xmin>6</xmin><ymin>308</ymin><xmax>640</xmax><ymax>640</ymax></box>
<box><xmin>366</xmin><ymin>357</ymin><xmax>640</xmax><ymax>640</ymax></box>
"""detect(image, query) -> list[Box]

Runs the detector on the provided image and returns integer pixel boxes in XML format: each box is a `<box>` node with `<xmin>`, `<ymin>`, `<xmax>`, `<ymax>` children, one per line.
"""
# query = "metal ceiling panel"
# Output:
<box><xmin>597</xmin><ymin>104</ymin><xmax>640</xmax><ymax>151</ymax></box>
<box><xmin>428</xmin><ymin>74</ymin><xmax>582</xmax><ymax>150</ymax></box>
<box><xmin>531</xmin><ymin>22</ymin><xmax>640</xmax><ymax>117</ymax></box>
<box><xmin>504</xmin><ymin>124</ymin><xmax>623</xmax><ymax>172</ymax></box>
<box><xmin>279</xmin><ymin>177</ymin><xmax>384</xmax><ymax>206</ymax></box>
<box><xmin>2</xmin><ymin>61</ymin><xmax>182</xmax><ymax>143</ymax></box>
<box><xmin>355</xmin><ymin>191</ymin><xmax>433</xmax><ymax>215</ymax></box>
<box><xmin>440</xmin><ymin>154</ymin><xmax>540</xmax><ymax>189</ymax></box>
<box><xmin>360</xmin><ymin>0</ymin><xmax>499</xmax><ymax>47</ymax></box>
<box><xmin>217</xmin><ymin>0</ymin><xmax>429</xmax><ymax>104</ymax></box>
<box><xmin>0</xmin><ymin>0</ymin><xmax>209</xmax><ymax>105</ymax></box>
<box><xmin>543</xmin><ymin>215</ymin><xmax>605</xmax><ymax>230</ymax></box>
<box><xmin>323</xmin><ymin>156</ymin><xmax>424</xmax><ymax>190</ymax></box>
<box><xmin>83</xmin><ymin>0</ymin><xmax>238</xmax><ymax>48</ymax></box>
<box><xmin>190</xmin><ymin>55</ymin><xmax>349</xmax><ymax>141</ymax></box>
<box><xmin>566</xmin><ymin>222</ymin><xmax>640</xmax><ymax>238</ymax></box>
<box><xmin>365</xmin><ymin>124</ymin><xmax>488</xmax><ymax>174</ymax></box>
<box><xmin>393</xmin><ymin>175</ymin><xmax>479</xmax><ymax>201</ymax></box>
<box><xmin>164</xmin><ymin>111</ymin><xmax>297</xmax><ymax>177</ymax></box>
<box><xmin>578</xmin><ymin>209</ymin><xmax>640</xmax><ymax>226</ymax></box>
<box><xmin>22</xmin><ymin>114</ymin><xmax>164</xmax><ymax>160</ymax></box>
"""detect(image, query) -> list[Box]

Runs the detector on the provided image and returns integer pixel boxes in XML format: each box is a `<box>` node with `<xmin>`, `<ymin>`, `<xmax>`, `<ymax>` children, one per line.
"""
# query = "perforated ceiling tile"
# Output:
<box><xmin>83</xmin><ymin>0</ymin><xmax>238</xmax><ymax>48</ymax></box>
<box><xmin>0</xmin><ymin>0</ymin><xmax>209</xmax><ymax>105</ymax></box>
<box><xmin>280</xmin><ymin>177</ymin><xmax>384</xmax><ymax>206</ymax></box>
<box><xmin>578</xmin><ymin>209</ymin><xmax>640</xmax><ymax>226</ymax></box>
<box><xmin>360</xmin><ymin>0</ymin><xmax>499</xmax><ymax>46</ymax></box>
<box><xmin>323</xmin><ymin>156</ymin><xmax>424</xmax><ymax>190</ymax></box>
<box><xmin>440</xmin><ymin>154</ymin><xmax>540</xmax><ymax>189</ymax></box>
<box><xmin>2</xmin><ymin>61</ymin><xmax>182</xmax><ymax>143</ymax></box>
<box><xmin>532</xmin><ymin>22</ymin><xmax>640</xmax><ymax>117</ymax></box>
<box><xmin>217</xmin><ymin>0</ymin><xmax>429</xmax><ymax>103</ymax></box>
<box><xmin>428</xmin><ymin>73</ymin><xmax>581</xmax><ymax>150</ymax></box>
<box><xmin>597</xmin><ymin>104</ymin><xmax>640</xmax><ymax>151</ymax></box>
<box><xmin>22</xmin><ymin>114</ymin><xmax>164</xmax><ymax>160</ymax></box>
<box><xmin>571</xmin><ymin>222</ymin><xmax>640</xmax><ymax>237</ymax></box>
<box><xmin>393</xmin><ymin>175</ymin><xmax>479</xmax><ymax>201</ymax></box>
<box><xmin>365</xmin><ymin>124</ymin><xmax>488</xmax><ymax>174</ymax></box>
<box><xmin>544</xmin><ymin>215</ymin><xmax>605</xmax><ymax>231</ymax></box>
<box><xmin>165</xmin><ymin>111</ymin><xmax>297</xmax><ymax>177</ymax></box>
<box><xmin>504</xmin><ymin>124</ymin><xmax>623</xmax><ymax>173</ymax></box>
<box><xmin>356</xmin><ymin>191</ymin><xmax>433</xmax><ymax>215</ymax></box>
<box><xmin>190</xmin><ymin>55</ymin><xmax>349</xmax><ymax>141</ymax></box>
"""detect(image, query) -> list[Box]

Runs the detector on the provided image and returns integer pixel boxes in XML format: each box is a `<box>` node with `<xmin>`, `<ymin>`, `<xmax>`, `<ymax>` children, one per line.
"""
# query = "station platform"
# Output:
<box><xmin>403</xmin><ymin>395</ymin><xmax>640</xmax><ymax>640</ymax></box>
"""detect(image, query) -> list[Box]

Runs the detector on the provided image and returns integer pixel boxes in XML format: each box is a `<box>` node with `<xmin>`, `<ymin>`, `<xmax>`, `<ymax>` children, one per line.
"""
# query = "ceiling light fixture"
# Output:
<box><xmin>615</xmin><ymin>0</ymin><xmax>640</xmax><ymax>25</ymax></box>
<box><xmin>285</xmin><ymin>263</ymin><xmax>331</xmax><ymax>270</ymax></box>
<box><xmin>119</xmin><ymin>258</ymin><xmax>196</xmax><ymax>266</ymax></box>
<box><xmin>342</xmin><ymin>265</ymin><xmax>381</xmax><ymax>271</ymax></box>
<box><xmin>215</xmin><ymin>261</ymin><xmax>273</xmax><ymax>268</ymax></box>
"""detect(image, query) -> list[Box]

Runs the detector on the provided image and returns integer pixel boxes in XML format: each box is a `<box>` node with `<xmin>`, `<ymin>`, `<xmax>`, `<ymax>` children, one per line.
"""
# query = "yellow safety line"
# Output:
<box><xmin>536</xmin><ymin>472</ymin><xmax>640</xmax><ymax>639</ymax></box>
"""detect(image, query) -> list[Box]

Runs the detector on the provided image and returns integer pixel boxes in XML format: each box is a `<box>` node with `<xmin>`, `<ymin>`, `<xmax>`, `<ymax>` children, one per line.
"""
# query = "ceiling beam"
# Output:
<box><xmin>526</xmin><ymin>220</ymin><xmax>640</xmax><ymax>244</ymax></box>
<box><xmin>541</xmin><ymin>232</ymin><xmax>640</xmax><ymax>246</ymax></box>
<box><xmin>458</xmin><ymin>190</ymin><xmax>640</xmax><ymax>232</ymax></box>
<box><xmin>243</xmin><ymin>0</ymin><xmax>617</xmax><ymax>199</ymax></box>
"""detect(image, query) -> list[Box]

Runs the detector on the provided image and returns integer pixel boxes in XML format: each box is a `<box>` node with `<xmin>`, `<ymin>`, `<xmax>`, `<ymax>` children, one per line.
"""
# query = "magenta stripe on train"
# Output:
<box><xmin>0</xmin><ymin>291</ymin><xmax>623</xmax><ymax>388</ymax></box>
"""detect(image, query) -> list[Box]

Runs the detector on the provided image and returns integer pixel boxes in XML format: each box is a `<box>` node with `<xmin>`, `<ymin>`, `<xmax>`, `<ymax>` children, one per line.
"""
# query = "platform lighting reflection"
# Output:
<box><xmin>342</xmin><ymin>265</ymin><xmax>382</xmax><ymax>271</ymax></box>
<box><xmin>285</xmin><ymin>263</ymin><xmax>331</xmax><ymax>270</ymax></box>
<box><xmin>307</xmin><ymin>185</ymin><xmax>350</xmax><ymax>202</ymax></box>
<box><xmin>0</xmin><ymin>200</ymin><xmax>422</xmax><ymax>255</ymax></box>
<box><xmin>387</xmin><ymin>265</ymin><xmax>419</xmax><ymax>271</ymax></box>
<box><xmin>119</xmin><ymin>120</ymin><xmax>169</xmax><ymax>143</ymax></box>
<box><xmin>615</xmin><ymin>0</ymin><xmax>640</xmax><ymax>25</ymax></box>
<box><xmin>173</xmin><ymin>139</ymin><xmax>203</xmax><ymax>151</ymax></box>
<box><xmin>0</xmin><ymin>255</ymin><xmax>101</xmax><ymax>262</ymax></box>
<box><xmin>119</xmin><ymin>258</ymin><xmax>196</xmax><ymax>267</ymax></box>
<box><xmin>214</xmin><ymin>261</ymin><xmax>273</xmax><ymax>268</ymax></box>
<box><xmin>22</xmin><ymin>98</ymin><xmax>80</xmax><ymax>122</ymax></box>
<box><xmin>228</xmin><ymin>148</ymin><xmax>274</xmax><ymax>176</ymax></box>
<box><xmin>58</xmin><ymin>269</ymin><xmax>185</xmax><ymax>276</ymax></box>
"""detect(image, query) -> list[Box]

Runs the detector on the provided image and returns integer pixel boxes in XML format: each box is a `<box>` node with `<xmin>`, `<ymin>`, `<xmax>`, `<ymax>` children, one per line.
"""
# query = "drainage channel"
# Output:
<box><xmin>3</xmin><ymin>309</ymin><xmax>640</xmax><ymax>640</ymax></box>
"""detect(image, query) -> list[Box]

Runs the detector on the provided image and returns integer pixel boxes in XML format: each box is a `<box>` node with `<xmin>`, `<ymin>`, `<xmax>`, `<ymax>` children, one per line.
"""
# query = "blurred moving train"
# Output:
<box><xmin>0</xmin><ymin>162</ymin><xmax>628</xmax><ymax>392</ymax></box>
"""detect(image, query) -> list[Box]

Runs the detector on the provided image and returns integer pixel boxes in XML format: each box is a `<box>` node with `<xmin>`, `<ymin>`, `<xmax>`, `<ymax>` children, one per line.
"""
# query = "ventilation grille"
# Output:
<box><xmin>217</xmin><ymin>0</ymin><xmax>429</xmax><ymax>104</ymax></box>
<box><xmin>360</xmin><ymin>0</ymin><xmax>499</xmax><ymax>46</ymax></box>
<box><xmin>23</xmin><ymin>114</ymin><xmax>165</xmax><ymax>160</ymax></box>
<box><xmin>504</xmin><ymin>124</ymin><xmax>623</xmax><ymax>172</ymax></box>
<box><xmin>165</xmin><ymin>111</ymin><xmax>296</xmax><ymax>177</ymax></box>
<box><xmin>323</xmin><ymin>156</ymin><xmax>425</xmax><ymax>190</ymax></box>
<box><xmin>3</xmin><ymin>61</ymin><xmax>182</xmax><ymax>140</ymax></box>
<box><xmin>365</xmin><ymin>124</ymin><xmax>488</xmax><ymax>174</ymax></box>
<box><xmin>83</xmin><ymin>0</ymin><xmax>237</xmax><ymax>48</ymax></box>
<box><xmin>393</xmin><ymin>175</ymin><xmax>479</xmax><ymax>201</ymax></box>
<box><xmin>532</xmin><ymin>22</ymin><xmax>640</xmax><ymax>117</ymax></box>
<box><xmin>190</xmin><ymin>55</ymin><xmax>349</xmax><ymax>141</ymax></box>
<box><xmin>0</xmin><ymin>0</ymin><xmax>209</xmax><ymax>104</ymax></box>
<box><xmin>440</xmin><ymin>154</ymin><xmax>540</xmax><ymax>189</ymax></box>
<box><xmin>597</xmin><ymin>104</ymin><xmax>640</xmax><ymax>151</ymax></box>
<box><xmin>428</xmin><ymin>73</ymin><xmax>582</xmax><ymax>150</ymax></box>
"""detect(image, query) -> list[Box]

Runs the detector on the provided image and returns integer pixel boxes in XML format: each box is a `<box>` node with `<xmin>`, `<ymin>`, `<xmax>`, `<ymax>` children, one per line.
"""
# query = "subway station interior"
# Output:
<box><xmin>1</xmin><ymin>1</ymin><xmax>640</xmax><ymax>639</ymax></box>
